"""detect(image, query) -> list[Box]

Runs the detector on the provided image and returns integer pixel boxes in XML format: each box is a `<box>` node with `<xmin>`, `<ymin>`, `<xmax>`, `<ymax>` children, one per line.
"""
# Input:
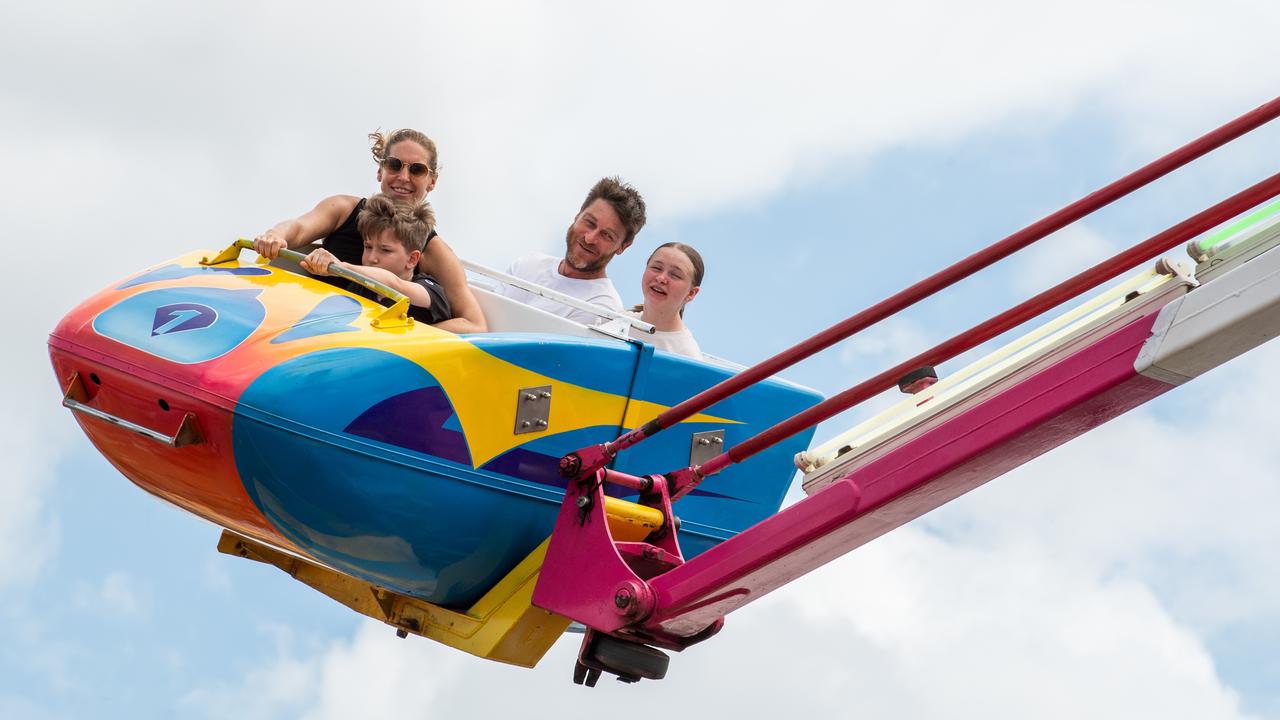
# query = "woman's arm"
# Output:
<box><xmin>254</xmin><ymin>195</ymin><xmax>360</xmax><ymax>258</ymax></box>
<box><xmin>419</xmin><ymin>236</ymin><xmax>488</xmax><ymax>333</ymax></box>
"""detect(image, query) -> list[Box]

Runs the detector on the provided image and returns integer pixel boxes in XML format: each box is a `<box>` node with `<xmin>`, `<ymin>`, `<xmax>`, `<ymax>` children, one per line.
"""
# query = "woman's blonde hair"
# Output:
<box><xmin>368</xmin><ymin>128</ymin><xmax>440</xmax><ymax>175</ymax></box>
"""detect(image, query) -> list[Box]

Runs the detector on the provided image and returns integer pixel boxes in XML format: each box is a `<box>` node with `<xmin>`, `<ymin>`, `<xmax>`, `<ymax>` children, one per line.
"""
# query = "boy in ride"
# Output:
<box><xmin>300</xmin><ymin>193</ymin><xmax>452</xmax><ymax>324</ymax></box>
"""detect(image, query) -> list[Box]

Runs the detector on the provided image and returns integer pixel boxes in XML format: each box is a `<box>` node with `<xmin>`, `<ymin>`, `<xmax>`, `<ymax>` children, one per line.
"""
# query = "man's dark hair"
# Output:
<box><xmin>580</xmin><ymin>176</ymin><xmax>646</xmax><ymax>247</ymax></box>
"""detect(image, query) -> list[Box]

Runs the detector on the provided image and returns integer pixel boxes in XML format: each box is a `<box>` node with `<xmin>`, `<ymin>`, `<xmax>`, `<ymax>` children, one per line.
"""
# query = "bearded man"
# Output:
<box><xmin>499</xmin><ymin>176</ymin><xmax>647</xmax><ymax>325</ymax></box>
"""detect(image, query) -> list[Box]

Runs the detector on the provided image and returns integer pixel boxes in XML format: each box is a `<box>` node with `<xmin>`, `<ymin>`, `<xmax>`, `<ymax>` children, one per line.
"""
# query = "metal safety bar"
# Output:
<box><xmin>561</xmin><ymin>95</ymin><xmax>1280</xmax><ymax>481</ymax></box>
<box><xmin>208</xmin><ymin>238</ymin><xmax>409</xmax><ymax>304</ymax></box>
<box><xmin>460</xmin><ymin>259</ymin><xmax>656</xmax><ymax>335</ymax></box>
<box><xmin>200</xmin><ymin>239</ymin><xmax>416</xmax><ymax>328</ymax></box>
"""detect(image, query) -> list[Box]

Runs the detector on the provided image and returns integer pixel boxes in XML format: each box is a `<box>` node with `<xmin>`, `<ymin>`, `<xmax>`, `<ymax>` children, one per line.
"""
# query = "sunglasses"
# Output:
<box><xmin>382</xmin><ymin>156</ymin><xmax>433</xmax><ymax>177</ymax></box>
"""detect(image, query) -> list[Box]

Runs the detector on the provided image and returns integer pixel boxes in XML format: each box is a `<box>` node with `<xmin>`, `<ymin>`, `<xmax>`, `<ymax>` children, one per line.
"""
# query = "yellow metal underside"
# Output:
<box><xmin>218</xmin><ymin>496</ymin><xmax>663</xmax><ymax>667</ymax></box>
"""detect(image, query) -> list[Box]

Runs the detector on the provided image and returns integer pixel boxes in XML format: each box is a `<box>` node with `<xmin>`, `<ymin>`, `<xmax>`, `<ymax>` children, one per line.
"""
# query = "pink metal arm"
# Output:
<box><xmin>641</xmin><ymin>312</ymin><xmax>1169</xmax><ymax>638</ymax></box>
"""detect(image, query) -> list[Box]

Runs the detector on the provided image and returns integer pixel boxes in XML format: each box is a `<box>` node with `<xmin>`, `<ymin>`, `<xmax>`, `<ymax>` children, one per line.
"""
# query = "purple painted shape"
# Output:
<box><xmin>344</xmin><ymin>386</ymin><xmax>472</xmax><ymax>466</ymax></box>
<box><xmin>151</xmin><ymin>303</ymin><xmax>217</xmax><ymax>336</ymax></box>
<box><xmin>639</xmin><ymin>311</ymin><xmax>1174</xmax><ymax>638</ymax></box>
<box><xmin>482</xmin><ymin>448</ymin><xmax>567</xmax><ymax>491</ymax></box>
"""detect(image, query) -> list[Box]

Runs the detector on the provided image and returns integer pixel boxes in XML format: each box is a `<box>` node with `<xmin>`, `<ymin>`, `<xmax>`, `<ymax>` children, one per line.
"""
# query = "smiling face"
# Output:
<box><xmin>361</xmin><ymin>227</ymin><xmax>420</xmax><ymax>280</ymax></box>
<box><xmin>641</xmin><ymin>245</ymin><xmax>700</xmax><ymax>316</ymax></box>
<box><xmin>561</xmin><ymin>199</ymin><xmax>629</xmax><ymax>279</ymax></box>
<box><xmin>376</xmin><ymin>139</ymin><xmax>437</xmax><ymax>203</ymax></box>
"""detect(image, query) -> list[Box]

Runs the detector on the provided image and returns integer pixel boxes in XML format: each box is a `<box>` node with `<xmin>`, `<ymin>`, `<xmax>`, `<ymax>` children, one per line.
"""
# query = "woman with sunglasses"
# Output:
<box><xmin>253</xmin><ymin>128</ymin><xmax>486</xmax><ymax>333</ymax></box>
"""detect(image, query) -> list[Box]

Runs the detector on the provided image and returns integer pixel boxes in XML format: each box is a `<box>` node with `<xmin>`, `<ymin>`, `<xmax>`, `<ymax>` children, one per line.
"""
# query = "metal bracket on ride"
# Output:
<box><xmin>62</xmin><ymin>371</ymin><xmax>203</xmax><ymax>448</ymax></box>
<box><xmin>666</xmin><ymin>465</ymin><xmax>706</xmax><ymax>502</ymax></box>
<box><xmin>369</xmin><ymin>297</ymin><xmax>414</xmax><ymax>330</ymax></box>
<box><xmin>688</xmin><ymin>429</ymin><xmax>725</xmax><ymax>467</ymax></box>
<box><xmin>200</xmin><ymin>241</ymin><xmax>245</xmax><ymax>266</ymax></box>
<box><xmin>1155</xmin><ymin>256</ymin><xmax>1200</xmax><ymax>288</ymax></box>
<box><xmin>514</xmin><ymin>385</ymin><xmax>552</xmax><ymax>435</ymax></box>
<box><xmin>559</xmin><ymin>442</ymin><xmax>616</xmax><ymax>481</ymax></box>
<box><xmin>532</xmin><ymin>467</ymin><xmax>693</xmax><ymax>686</ymax></box>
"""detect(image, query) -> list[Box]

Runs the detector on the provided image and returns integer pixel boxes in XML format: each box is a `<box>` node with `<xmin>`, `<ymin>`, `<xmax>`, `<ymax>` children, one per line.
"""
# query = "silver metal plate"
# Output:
<box><xmin>514</xmin><ymin>385</ymin><xmax>552</xmax><ymax>435</ymax></box>
<box><xmin>689</xmin><ymin>429</ymin><xmax>725</xmax><ymax>467</ymax></box>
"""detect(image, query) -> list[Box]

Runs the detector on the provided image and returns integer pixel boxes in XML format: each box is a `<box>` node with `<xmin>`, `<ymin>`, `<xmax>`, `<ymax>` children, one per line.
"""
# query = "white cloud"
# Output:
<box><xmin>0</xmin><ymin>317</ymin><xmax>64</xmax><ymax>589</ymax></box>
<box><xmin>0</xmin><ymin>696</ymin><xmax>58</xmax><ymax>720</ymax></box>
<box><xmin>179</xmin><ymin>624</ymin><xmax>324</xmax><ymax>720</ymax></box>
<box><xmin>72</xmin><ymin>571</ymin><xmax>150</xmax><ymax>618</ymax></box>
<box><xmin>1009</xmin><ymin>224</ymin><xmax>1120</xmax><ymax>296</ymax></box>
<box><xmin>202</xmin><ymin>557</ymin><xmax>234</xmax><ymax>593</ymax></box>
<box><xmin>193</xmin><ymin>523</ymin><xmax>1251</xmax><ymax>720</ymax></box>
<box><xmin>100</xmin><ymin>572</ymin><xmax>147</xmax><ymax>618</ymax></box>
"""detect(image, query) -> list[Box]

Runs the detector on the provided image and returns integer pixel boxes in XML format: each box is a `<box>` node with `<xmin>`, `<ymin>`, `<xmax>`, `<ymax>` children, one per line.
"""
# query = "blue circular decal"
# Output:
<box><xmin>93</xmin><ymin>287</ymin><xmax>266</xmax><ymax>364</ymax></box>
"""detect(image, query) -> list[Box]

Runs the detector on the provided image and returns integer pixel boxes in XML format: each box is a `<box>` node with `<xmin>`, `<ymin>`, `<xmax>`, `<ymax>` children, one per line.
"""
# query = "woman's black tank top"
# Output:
<box><xmin>322</xmin><ymin>197</ymin><xmax>439</xmax><ymax>265</ymax></box>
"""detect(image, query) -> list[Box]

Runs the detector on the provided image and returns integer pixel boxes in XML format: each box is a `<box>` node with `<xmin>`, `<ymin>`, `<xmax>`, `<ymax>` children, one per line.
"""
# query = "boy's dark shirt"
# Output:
<box><xmin>348</xmin><ymin>272</ymin><xmax>452</xmax><ymax>325</ymax></box>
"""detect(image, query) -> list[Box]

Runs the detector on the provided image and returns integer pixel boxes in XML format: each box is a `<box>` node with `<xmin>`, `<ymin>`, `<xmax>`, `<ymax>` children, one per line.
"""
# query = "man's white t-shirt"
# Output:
<box><xmin>499</xmin><ymin>253</ymin><xmax>623</xmax><ymax>326</ymax></box>
<box><xmin>626</xmin><ymin>311</ymin><xmax>702</xmax><ymax>359</ymax></box>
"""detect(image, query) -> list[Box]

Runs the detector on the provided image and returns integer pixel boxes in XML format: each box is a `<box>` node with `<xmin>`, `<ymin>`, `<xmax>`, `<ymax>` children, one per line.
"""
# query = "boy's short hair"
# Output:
<box><xmin>357</xmin><ymin>194</ymin><xmax>436</xmax><ymax>253</ymax></box>
<box><xmin>580</xmin><ymin>176</ymin><xmax>646</xmax><ymax>247</ymax></box>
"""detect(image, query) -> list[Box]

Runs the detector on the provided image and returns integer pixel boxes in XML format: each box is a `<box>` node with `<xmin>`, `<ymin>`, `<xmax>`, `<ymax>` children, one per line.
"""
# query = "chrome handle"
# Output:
<box><xmin>62</xmin><ymin>373</ymin><xmax>203</xmax><ymax>448</ymax></box>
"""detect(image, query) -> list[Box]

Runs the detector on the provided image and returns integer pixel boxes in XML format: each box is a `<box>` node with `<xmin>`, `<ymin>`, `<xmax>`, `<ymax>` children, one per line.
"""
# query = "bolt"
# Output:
<box><xmin>560</xmin><ymin>454</ymin><xmax>582</xmax><ymax>478</ymax></box>
<box><xmin>524</xmin><ymin>393</ymin><xmax>537</xmax><ymax>401</ymax></box>
<box><xmin>575</xmin><ymin>496</ymin><xmax>590</xmax><ymax>508</ymax></box>
<box><xmin>540</xmin><ymin>391</ymin><xmax>552</xmax><ymax>399</ymax></box>
<box><xmin>614</xmin><ymin>587</ymin><xmax>633</xmax><ymax>609</ymax></box>
<box><xmin>535</xmin><ymin>419</ymin><xmax>548</xmax><ymax>427</ymax></box>
<box><xmin>698</xmin><ymin>438</ymin><xmax>710</xmax><ymax>446</ymax></box>
<box><xmin>396</xmin><ymin>629</ymin><xmax>408</xmax><ymax>639</ymax></box>
<box><xmin>521</xmin><ymin>420</ymin><xmax>531</xmax><ymax>428</ymax></box>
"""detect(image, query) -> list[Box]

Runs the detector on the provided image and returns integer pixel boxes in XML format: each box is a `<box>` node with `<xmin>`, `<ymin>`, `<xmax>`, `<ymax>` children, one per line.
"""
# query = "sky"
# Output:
<box><xmin>4</xmin><ymin>1</ymin><xmax>1280</xmax><ymax>717</ymax></box>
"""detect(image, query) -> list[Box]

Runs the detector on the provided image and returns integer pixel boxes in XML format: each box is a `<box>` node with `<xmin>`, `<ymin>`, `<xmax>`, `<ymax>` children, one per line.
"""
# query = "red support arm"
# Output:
<box><xmin>669</xmin><ymin>170</ymin><xmax>1280</xmax><ymax>496</ymax></box>
<box><xmin>560</xmin><ymin>96</ymin><xmax>1280</xmax><ymax>480</ymax></box>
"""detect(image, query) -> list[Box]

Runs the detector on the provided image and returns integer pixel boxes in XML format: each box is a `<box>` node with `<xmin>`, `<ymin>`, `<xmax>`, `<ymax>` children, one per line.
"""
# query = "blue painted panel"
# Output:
<box><xmin>118</xmin><ymin>263</ymin><xmax>270</xmax><ymax>289</ymax></box>
<box><xmin>93</xmin><ymin>287</ymin><xmax>265</xmax><ymax>364</ymax></box>
<box><xmin>232</xmin><ymin>347</ymin><xmax>653</xmax><ymax>604</ymax></box>
<box><xmin>271</xmin><ymin>295</ymin><xmax>362</xmax><ymax>344</ymax></box>
<box><xmin>469</xmin><ymin>334</ymin><xmax>638</xmax><ymax>397</ymax></box>
<box><xmin>230</xmin><ymin>340</ymin><xmax>819</xmax><ymax>606</ymax></box>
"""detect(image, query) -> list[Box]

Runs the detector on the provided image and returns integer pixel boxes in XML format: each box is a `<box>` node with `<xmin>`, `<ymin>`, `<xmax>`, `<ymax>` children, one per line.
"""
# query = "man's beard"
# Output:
<box><xmin>563</xmin><ymin>224</ymin><xmax>612</xmax><ymax>274</ymax></box>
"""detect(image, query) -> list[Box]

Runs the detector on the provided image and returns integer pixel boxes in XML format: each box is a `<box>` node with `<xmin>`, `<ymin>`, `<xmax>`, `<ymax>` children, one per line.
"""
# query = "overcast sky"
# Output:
<box><xmin>5</xmin><ymin>1</ymin><xmax>1280</xmax><ymax>718</ymax></box>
